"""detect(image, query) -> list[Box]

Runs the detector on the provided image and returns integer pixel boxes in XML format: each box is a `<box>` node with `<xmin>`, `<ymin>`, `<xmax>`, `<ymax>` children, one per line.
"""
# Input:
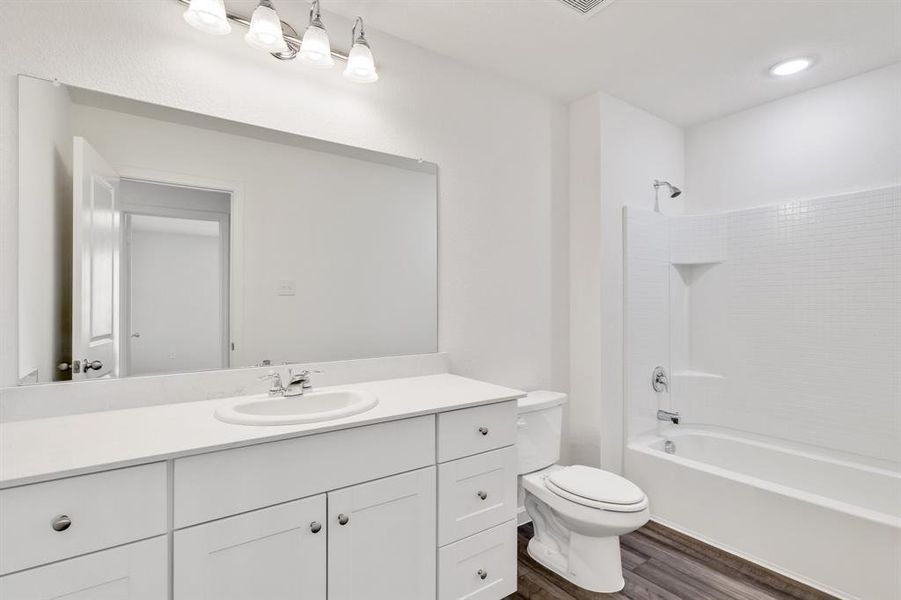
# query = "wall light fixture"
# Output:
<box><xmin>179</xmin><ymin>0</ymin><xmax>378</xmax><ymax>83</ymax></box>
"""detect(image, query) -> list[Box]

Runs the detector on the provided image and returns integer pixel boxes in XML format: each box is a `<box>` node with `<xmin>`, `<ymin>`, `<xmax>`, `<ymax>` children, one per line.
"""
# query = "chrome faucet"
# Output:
<box><xmin>258</xmin><ymin>368</ymin><xmax>322</xmax><ymax>397</ymax></box>
<box><xmin>284</xmin><ymin>369</ymin><xmax>321</xmax><ymax>397</ymax></box>
<box><xmin>657</xmin><ymin>410</ymin><xmax>680</xmax><ymax>425</ymax></box>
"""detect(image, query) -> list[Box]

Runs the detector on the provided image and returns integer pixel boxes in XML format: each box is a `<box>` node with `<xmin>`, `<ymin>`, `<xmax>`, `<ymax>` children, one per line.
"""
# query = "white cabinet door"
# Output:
<box><xmin>328</xmin><ymin>467</ymin><xmax>437</xmax><ymax>600</ymax></box>
<box><xmin>0</xmin><ymin>536</ymin><xmax>167</xmax><ymax>600</ymax></box>
<box><xmin>174</xmin><ymin>494</ymin><xmax>326</xmax><ymax>600</ymax></box>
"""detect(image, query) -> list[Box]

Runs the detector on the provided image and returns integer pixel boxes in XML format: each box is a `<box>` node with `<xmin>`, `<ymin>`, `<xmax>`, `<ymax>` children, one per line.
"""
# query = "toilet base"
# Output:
<box><xmin>527</xmin><ymin>531</ymin><xmax>625</xmax><ymax>593</ymax></box>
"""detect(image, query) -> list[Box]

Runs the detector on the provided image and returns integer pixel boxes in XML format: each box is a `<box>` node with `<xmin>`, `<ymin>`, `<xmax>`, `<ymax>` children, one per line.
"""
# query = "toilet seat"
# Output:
<box><xmin>544</xmin><ymin>465</ymin><xmax>648</xmax><ymax>513</ymax></box>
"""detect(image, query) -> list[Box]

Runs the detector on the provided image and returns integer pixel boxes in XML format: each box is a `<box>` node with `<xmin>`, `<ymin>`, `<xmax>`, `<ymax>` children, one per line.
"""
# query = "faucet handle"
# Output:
<box><xmin>258</xmin><ymin>370</ymin><xmax>284</xmax><ymax>396</ymax></box>
<box><xmin>258</xmin><ymin>369</ymin><xmax>279</xmax><ymax>381</ymax></box>
<box><xmin>288</xmin><ymin>368</ymin><xmax>322</xmax><ymax>384</ymax></box>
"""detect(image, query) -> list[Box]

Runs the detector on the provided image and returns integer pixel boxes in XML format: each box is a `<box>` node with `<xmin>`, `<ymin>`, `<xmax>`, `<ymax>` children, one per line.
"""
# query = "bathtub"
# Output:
<box><xmin>625</xmin><ymin>426</ymin><xmax>901</xmax><ymax>599</ymax></box>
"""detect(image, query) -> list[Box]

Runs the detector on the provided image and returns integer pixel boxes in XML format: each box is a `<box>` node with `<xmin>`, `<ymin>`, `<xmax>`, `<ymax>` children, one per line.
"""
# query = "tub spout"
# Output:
<box><xmin>657</xmin><ymin>410</ymin><xmax>680</xmax><ymax>425</ymax></box>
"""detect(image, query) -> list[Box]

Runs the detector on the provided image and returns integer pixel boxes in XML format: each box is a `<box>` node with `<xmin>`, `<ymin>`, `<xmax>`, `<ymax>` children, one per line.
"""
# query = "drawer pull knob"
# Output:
<box><xmin>51</xmin><ymin>515</ymin><xmax>71</xmax><ymax>532</ymax></box>
<box><xmin>337</xmin><ymin>513</ymin><xmax>350</xmax><ymax>526</ymax></box>
<box><xmin>478</xmin><ymin>427</ymin><xmax>489</xmax><ymax>436</ymax></box>
<box><xmin>310</xmin><ymin>521</ymin><xmax>322</xmax><ymax>534</ymax></box>
<box><xmin>478</xmin><ymin>569</ymin><xmax>488</xmax><ymax>580</ymax></box>
<box><xmin>477</xmin><ymin>490</ymin><xmax>488</xmax><ymax>500</ymax></box>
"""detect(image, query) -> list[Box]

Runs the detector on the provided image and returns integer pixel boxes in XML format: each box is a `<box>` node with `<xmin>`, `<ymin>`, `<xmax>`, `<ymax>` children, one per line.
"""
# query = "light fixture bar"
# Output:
<box><xmin>176</xmin><ymin>0</ymin><xmax>349</xmax><ymax>62</ymax></box>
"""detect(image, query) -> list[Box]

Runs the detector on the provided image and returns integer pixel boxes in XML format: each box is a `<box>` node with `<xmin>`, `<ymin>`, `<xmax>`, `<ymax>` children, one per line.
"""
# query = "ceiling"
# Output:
<box><xmin>321</xmin><ymin>0</ymin><xmax>901</xmax><ymax>126</ymax></box>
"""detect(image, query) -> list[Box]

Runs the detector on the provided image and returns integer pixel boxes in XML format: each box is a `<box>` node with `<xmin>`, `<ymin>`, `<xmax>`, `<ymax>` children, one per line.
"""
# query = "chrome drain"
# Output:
<box><xmin>664</xmin><ymin>440</ymin><xmax>676</xmax><ymax>454</ymax></box>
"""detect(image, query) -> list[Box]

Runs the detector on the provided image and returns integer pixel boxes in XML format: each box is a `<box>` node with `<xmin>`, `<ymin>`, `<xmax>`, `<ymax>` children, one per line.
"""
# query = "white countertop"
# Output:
<box><xmin>0</xmin><ymin>374</ymin><xmax>524</xmax><ymax>489</ymax></box>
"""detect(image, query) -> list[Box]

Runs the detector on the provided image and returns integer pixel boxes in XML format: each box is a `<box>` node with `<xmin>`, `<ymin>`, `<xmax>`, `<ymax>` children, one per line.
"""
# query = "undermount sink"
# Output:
<box><xmin>215</xmin><ymin>389</ymin><xmax>379</xmax><ymax>426</ymax></box>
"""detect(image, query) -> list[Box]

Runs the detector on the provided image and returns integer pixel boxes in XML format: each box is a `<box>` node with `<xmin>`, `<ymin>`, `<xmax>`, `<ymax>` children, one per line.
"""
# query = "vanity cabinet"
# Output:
<box><xmin>174</xmin><ymin>495</ymin><xmax>327</xmax><ymax>600</ymax></box>
<box><xmin>438</xmin><ymin>521</ymin><xmax>517</xmax><ymax>600</ymax></box>
<box><xmin>328</xmin><ymin>468</ymin><xmax>437</xmax><ymax>600</ymax></box>
<box><xmin>0</xmin><ymin>463</ymin><xmax>167</xmax><ymax>576</ymax></box>
<box><xmin>0</xmin><ymin>399</ymin><xmax>519</xmax><ymax>600</ymax></box>
<box><xmin>0</xmin><ymin>537</ymin><xmax>167</xmax><ymax>600</ymax></box>
<box><xmin>172</xmin><ymin>416</ymin><xmax>434</xmax><ymax>528</ymax></box>
<box><xmin>174</xmin><ymin>468</ymin><xmax>437</xmax><ymax>600</ymax></box>
<box><xmin>435</xmin><ymin>403</ymin><xmax>518</xmax><ymax>600</ymax></box>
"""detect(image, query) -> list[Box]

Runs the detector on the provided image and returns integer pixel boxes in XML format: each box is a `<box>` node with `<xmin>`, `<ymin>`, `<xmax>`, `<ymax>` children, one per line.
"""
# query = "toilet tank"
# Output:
<box><xmin>516</xmin><ymin>391</ymin><xmax>567</xmax><ymax>475</ymax></box>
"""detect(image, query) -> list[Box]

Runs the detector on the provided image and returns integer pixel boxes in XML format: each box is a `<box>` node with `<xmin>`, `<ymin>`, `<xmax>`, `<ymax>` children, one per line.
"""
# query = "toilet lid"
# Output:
<box><xmin>546</xmin><ymin>465</ymin><xmax>645</xmax><ymax>506</ymax></box>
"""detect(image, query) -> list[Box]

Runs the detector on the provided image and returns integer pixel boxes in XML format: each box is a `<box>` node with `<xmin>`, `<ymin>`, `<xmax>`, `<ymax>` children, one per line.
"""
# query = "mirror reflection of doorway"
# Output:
<box><xmin>120</xmin><ymin>180</ymin><xmax>230</xmax><ymax>377</ymax></box>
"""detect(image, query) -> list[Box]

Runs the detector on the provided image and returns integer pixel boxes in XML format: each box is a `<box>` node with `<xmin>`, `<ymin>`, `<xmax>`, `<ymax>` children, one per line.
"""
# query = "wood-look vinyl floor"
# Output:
<box><xmin>506</xmin><ymin>522</ymin><xmax>838</xmax><ymax>600</ymax></box>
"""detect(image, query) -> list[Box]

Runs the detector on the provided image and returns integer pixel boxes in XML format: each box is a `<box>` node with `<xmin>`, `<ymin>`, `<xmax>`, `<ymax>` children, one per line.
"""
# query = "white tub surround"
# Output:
<box><xmin>0</xmin><ymin>373</ymin><xmax>523</xmax><ymax>600</ymax></box>
<box><xmin>624</xmin><ymin>185</ymin><xmax>901</xmax><ymax>599</ymax></box>
<box><xmin>626</xmin><ymin>428</ymin><xmax>901</xmax><ymax>600</ymax></box>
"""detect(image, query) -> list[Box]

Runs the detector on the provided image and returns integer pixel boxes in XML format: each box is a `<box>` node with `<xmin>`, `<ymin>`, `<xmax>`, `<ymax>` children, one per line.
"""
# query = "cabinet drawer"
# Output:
<box><xmin>0</xmin><ymin>463</ymin><xmax>167</xmax><ymax>575</ymax></box>
<box><xmin>438</xmin><ymin>447</ymin><xmax>517</xmax><ymax>545</ymax></box>
<box><xmin>174</xmin><ymin>415</ymin><xmax>434</xmax><ymax>527</ymax></box>
<box><xmin>0</xmin><ymin>536</ymin><xmax>168</xmax><ymax>600</ymax></box>
<box><xmin>437</xmin><ymin>401</ymin><xmax>516</xmax><ymax>462</ymax></box>
<box><xmin>438</xmin><ymin>519</ymin><xmax>517</xmax><ymax>600</ymax></box>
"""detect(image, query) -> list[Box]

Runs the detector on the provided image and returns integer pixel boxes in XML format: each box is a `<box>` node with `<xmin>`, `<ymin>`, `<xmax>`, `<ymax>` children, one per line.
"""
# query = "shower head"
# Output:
<box><xmin>654</xmin><ymin>179</ymin><xmax>682</xmax><ymax>198</ymax></box>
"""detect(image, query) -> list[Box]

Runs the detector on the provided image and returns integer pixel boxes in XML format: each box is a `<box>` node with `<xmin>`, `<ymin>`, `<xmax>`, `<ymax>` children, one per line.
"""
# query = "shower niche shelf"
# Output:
<box><xmin>672</xmin><ymin>370</ymin><xmax>724</xmax><ymax>379</ymax></box>
<box><xmin>670</xmin><ymin>259</ymin><xmax>724</xmax><ymax>266</ymax></box>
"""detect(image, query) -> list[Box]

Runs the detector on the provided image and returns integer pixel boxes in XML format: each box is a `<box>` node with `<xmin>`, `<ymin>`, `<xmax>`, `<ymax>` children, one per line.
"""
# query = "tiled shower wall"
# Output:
<box><xmin>626</xmin><ymin>186</ymin><xmax>901</xmax><ymax>463</ymax></box>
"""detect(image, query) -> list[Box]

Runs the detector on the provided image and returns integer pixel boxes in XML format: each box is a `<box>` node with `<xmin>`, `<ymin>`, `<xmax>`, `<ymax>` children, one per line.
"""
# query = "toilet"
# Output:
<box><xmin>517</xmin><ymin>391</ymin><xmax>650</xmax><ymax>593</ymax></box>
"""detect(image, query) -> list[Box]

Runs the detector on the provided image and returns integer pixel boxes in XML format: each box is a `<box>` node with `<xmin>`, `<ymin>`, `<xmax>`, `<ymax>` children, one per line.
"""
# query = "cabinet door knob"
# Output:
<box><xmin>51</xmin><ymin>515</ymin><xmax>71</xmax><ymax>532</ymax></box>
<box><xmin>337</xmin><ymin>513</ymin><xmax>350</xmax><ymax>526</ymax></box>
<box><xmin>478</xmin><ymin>569</ymin><xmax>488</xmax><ymax>580</ymax></box>
<box><xmin>477</xmin><ymin>490</ymin><xmax>488</xmax><ymax>500</ymax></box>
<box><xmin>478</xmin><ymin>426</ymin><xmax>489</xmax><ymax>436</ymax></box>
<box><xmin>310</xmin><ymin>521</ymin><xmax>322</xmax><ymax>534</ymax></box>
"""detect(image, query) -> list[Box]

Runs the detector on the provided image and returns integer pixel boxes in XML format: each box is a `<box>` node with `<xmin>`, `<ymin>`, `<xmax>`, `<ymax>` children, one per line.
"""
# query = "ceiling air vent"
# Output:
<box><xmin>557</xmin><ymin>0</ymin><xmax>617</xmax><ymax>18</ymax></box>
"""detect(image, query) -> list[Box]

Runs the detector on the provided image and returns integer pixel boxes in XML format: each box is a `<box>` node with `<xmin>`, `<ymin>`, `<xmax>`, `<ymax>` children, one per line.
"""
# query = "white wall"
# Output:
<box><xmin>0</xmin><ymin>1</ymin><xmax>568</xmax><ymax>393</ymax></box>
<box><xmin>568</xmin><ymin>92</ymin><xmax>684</xmax><ymax>470</ymax></box>
<box><xmin>686</xmin><ymin>63</ymin><xmax>901</xmax><ymax>213</ymax></box>
<box><xmin>16</xmin><ymin>80</ymin><xmax>73</xmax><ymax>383</ymax></box>
<box><xmin>567</xmin><ymin>94</ymin><xmax>602</xmax><ymax>467</ymax></box>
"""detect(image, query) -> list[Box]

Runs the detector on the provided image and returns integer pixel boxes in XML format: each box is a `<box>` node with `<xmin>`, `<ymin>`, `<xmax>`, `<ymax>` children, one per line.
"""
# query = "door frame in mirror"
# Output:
<box><xmin>115</xmin><ymin>165</ymin><xmax>244</xmax><ymax>372</ymax></box>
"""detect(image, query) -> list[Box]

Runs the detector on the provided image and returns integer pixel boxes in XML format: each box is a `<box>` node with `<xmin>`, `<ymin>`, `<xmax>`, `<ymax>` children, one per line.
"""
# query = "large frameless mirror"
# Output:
<box><xmin>16</xmin><ymin>75</ymin><xmax>437</xmax><ymax>385</ymax></box>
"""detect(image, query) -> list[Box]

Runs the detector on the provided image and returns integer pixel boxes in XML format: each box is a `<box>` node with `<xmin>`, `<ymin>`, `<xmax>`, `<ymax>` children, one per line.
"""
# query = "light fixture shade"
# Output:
<box><xmin>769</xmin><ymin>57</ymin><xmax>813</xmax><ymax>77</ymax></box>
<box><xmin>245</xmin><ymin>2</ymin><xmax>289</xmax><ymax>53</ymax></box>
<box><xmin>183</xmin><ymin>0</ymin><xmax>231</xmax><ymax>35</ymax></box>
<box><xmin>343</xmin><ymin>42</ymin><xmax>378</xmax><ymax>83</ymax></box>
<box><xmin>299</xmin><ymin>23</ymin><xmax>335</xmax><ymax>68</ymax></box>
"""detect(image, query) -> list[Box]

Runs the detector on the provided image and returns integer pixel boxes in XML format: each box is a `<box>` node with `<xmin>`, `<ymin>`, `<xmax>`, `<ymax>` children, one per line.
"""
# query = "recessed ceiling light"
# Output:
<box><xmin>769</xmin><ymin>57</ymin><xmax>814</xmax><ymax>77</ymax></box>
